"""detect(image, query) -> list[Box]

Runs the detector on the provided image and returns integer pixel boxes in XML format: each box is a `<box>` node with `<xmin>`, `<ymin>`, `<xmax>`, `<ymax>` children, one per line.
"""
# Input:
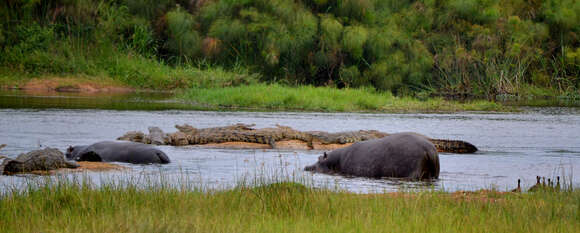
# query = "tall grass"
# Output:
<box><xmin>0</xmin><ymin>176</ymin><xmax>578</xmax><ymax>233</ymax></box>
<box><xmin>178</xmin><ymin>84</ymin><xmax>507</xmax><ymax>112</ymax></box>
<box><xmin>0</xmin><ymin>49</ymin><xmax>259</xmax><ymax>90</ymax></box>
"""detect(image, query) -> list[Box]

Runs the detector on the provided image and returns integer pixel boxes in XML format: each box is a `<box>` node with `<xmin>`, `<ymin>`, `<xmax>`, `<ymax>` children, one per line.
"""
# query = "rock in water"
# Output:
<box><xmin>1</xmin><ymin>148</ymin><xmax>79</xmax><ymax>175</ymax></box>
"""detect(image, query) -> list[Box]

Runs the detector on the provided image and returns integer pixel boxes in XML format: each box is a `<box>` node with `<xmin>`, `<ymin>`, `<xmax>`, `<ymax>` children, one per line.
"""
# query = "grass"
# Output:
<box><xmin>0</xmin><ymin>178</ymin><xmax>578</xmax><ymax>233</ymax></box>
<box><xmin>178</xmin><ymin>84</ymin><xmax>510</xmax><ymax>112</ymax></box>
<box><xmin>0</xmin><ymin>49</ymin><xmax>259</xmax><ymax>90</ymax></box>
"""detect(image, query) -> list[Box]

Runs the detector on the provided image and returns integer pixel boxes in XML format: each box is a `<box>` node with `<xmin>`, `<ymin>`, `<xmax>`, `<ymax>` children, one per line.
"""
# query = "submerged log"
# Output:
<box><xmin>118</xmin><ymin>124</ymin><xmax>478</xmax><ymax>154</ymax></box>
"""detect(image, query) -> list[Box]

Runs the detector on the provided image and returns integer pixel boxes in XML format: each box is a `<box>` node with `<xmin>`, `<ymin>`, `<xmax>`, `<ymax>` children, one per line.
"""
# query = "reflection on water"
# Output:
<box><xmin>0</xmin><ymin>89</ymin><xmax>191</xmax><ymax>110</ymax></box>
<box><xmin>1</xmin><ymin>91</ymin><xmax>579</xmax><ymax>193</ymax></box>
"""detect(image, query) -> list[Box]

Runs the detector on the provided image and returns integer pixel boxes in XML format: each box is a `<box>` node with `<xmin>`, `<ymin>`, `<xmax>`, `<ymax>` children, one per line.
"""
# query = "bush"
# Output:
<box><xmin>319</xmin><ymin>14</ymin><xmax>343</xmax><ymax>50</ymax></box>
<box><xmin>365</xmin><ymin>61</ymin><xmax>402</xmax><ymax>93</ymax></box>
<box><xmin>1</xmin><ymin>24</ymin><xmax>54</xmax><ymax>66</ymax></box>
<box><xmin>125</xmin><ymin>18</ymin><xmax>157</xmax><ymax>57</ymax></box>
<box><xmin>336</xmin><ymin>0</ymin><xmax>375</xmax><ymax>23</ymax></box>
<box><xmin>339</xmin><ymin>65</ymin><xmax>368</xmax><ymax>87</ymax></box>
<box><xmin>164</xmin><ymin>8</ymin><xmax>201</xmax><ymax>63</ymax></box>
<box><xmin>448</xmin><ymin>0</ymin><xmax>500</xmax><ymax>24</ymax></box>
<box><xmin>365</xmin><ymin>27</ymin><xmax>399</xmax><ymax>61</ymax></box>
<box><xmin>126</xmin><ymin>0</ymin><xmax>176</xmax><ymax>21</ymax></box>
<box><xmin>341</xmin><ymin>25</ymin><xmax>368</xmax><ymax>60</ymax></box>
<box><xmin>541</xmin><ymin>0</ymin><xmax>580</xmax><ymax>30</ymax></box>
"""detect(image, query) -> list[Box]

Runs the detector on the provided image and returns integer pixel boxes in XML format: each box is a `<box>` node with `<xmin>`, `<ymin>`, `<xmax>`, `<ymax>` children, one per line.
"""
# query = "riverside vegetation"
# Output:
<box><xmin>0</xmin><ymin>177</ymin><xmax>578</xmax><ymax>233</ymax></box>
<box><xmin>0</xmin><ymin>0</ymin><xmax>579</xmax><ymax>111</ymax></box>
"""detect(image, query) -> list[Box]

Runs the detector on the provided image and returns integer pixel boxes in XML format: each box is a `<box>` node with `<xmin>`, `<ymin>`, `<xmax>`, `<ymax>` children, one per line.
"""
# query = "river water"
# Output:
<box><xmin>1</xmin><ymin>91</ymin><xmax>579</xmax><ymax>193</ymax></box>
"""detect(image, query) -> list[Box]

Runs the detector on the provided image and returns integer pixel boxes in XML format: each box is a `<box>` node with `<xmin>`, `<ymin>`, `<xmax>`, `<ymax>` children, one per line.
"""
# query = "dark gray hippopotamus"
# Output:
<box><xmin>66</xmin><ymin>141</ymin><xmax>170</xmax><ymax>164</ymax></box>
<box><xmin>304</xmin><ymin>133</ymin><xmax>439</xmax><ymax>180</ymax></box>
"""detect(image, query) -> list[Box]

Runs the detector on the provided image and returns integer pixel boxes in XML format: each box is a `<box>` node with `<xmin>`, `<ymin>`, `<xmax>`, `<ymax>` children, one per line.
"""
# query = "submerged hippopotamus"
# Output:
<box><xmin>66</xmin><ymin>141</ymin><xmax>170</xmax><ymax>164</ymax></box>
<box><xmin>304</xmin><ymin>133</ymin><xmax>439</xmax><ymax>180</ymax></box>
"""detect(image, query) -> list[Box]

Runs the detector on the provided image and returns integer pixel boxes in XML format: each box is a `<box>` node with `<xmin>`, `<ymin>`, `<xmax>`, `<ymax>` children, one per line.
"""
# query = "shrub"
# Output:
<box><xmin>125</xmin><ymin>18</ymin><xmax>157</xmax><ymax>57</ymax></box>
<box><xmin>335</xmin><ymin>0</ymin><xmax>375</xmax><ymax>23</ymax></box>
<box><xmin>339</xmin><ymin>65</ymin><xmax>369</xmax><ymax>87</ymax></box>
<box><xmin>365</xmin><ymin>61</ymin><xmax>402</xmax><ymax>93</ymax></box>
<box><xmin>1</xmin><ymin>24</ymin><xmax>54</xmax><ymax>66</ymax></box>
<box><xmin>364</xmin><ymin>27</ymin><xmax>399</xmax><ymax>61</ymax></box>
<box><xmin>341</xmin><ymin>25</ymin><xmax>368</xmax><ymax>60</ymax></box>
<box><xmin>164</xmin><ymin>8</ymin><xmax>201</xmax><ymax>63</ymax></box>
<box><xmin>448</xmin><ymin>0</ymin><xmax>500</xmax><ymax>24</ymax></box>
<box><xmin>541</xmin><ymin>0</ymin><xmax>580</xmax><ymax>30</ymax></box>
<box><xmin>319</xmin><ymin>14</ymin><xmax>343</xmax><ymax>50</ymax></box>
<box><xmin>126</xmin><ymin>0</ymin><xmax>176</xmax><ymax>21</ymax></box>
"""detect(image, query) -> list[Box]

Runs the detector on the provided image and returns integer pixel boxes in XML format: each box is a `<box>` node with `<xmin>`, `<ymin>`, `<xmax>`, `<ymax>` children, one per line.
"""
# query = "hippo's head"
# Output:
<box><xmin>65</xmin><ymin>145</ymin><xmax>86</xmax><ymax>160</ymax></box>
<box><xmin>152</xmin><ymin>149</ymin><xmax>170</xmax><ymax>164</ymax></box>
<box><xmin>304</xmin><ymin>152</ymin><xmax>336</xmax><ymax>174</ymax></box>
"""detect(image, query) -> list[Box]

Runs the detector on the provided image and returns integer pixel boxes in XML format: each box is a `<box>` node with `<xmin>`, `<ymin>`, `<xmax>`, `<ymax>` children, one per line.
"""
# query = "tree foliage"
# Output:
<box><xmin>1</xmin><ymin>0</ymin><xmax>579</xmax><ymax>96</ymax></box>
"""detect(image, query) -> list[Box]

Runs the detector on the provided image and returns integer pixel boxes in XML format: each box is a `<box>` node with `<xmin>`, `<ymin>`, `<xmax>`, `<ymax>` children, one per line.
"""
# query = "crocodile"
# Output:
<box><xmin>429</xmin><ymin>138</ymin><xmax>478</xmax><ymax>154</ymax></box>
<box><xmin>307</xmin><ymin>130</ymin><xmax>389</xmax><ymax>144</ymax></box>
<box><xmin>1</xmin><ymin>148</ymin><xmax>79</xmax><ymax>175</ymax></box>
<box><xmin>117</xmin><ymin>124</ymin><xmax>478</xmax><ymax>153</ymax></box>
<box><xmin>183</xmin><ymin>125</ymin><xmax>308</xmax><ymax>148</ymax></box>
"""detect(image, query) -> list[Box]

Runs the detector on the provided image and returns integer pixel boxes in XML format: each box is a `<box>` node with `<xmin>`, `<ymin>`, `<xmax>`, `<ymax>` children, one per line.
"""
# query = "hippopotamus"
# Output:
<box><xmin>304</xmin><ymin>133</ymin><xmax>439</xmax><ymax>180</ymax></box>
<box><xmin>66</xmin><ymin>141</ymin><xmax>170</xmax><ymax>164</ymax></box>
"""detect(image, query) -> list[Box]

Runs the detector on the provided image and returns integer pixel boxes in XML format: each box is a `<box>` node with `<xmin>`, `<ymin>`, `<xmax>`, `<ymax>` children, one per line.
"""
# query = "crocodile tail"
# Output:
<box><xmin>429</xmin><ymin>139</ymin><xmax>478</xmax><ymax>154</ymax></box>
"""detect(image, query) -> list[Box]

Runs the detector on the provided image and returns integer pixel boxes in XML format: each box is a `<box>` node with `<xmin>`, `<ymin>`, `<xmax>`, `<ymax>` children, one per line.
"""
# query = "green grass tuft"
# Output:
<box><xmin>177</xmin><ymin>84</ymin><xmax>509</xmax><ymax>112</ymax></box>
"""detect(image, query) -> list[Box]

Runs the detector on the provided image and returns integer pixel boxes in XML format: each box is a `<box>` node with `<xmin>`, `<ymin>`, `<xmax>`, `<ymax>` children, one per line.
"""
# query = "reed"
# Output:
<box><xmin>0</xmin><ymin>175</ymin><xmax>577</xmax><ymax>233</ymax></box>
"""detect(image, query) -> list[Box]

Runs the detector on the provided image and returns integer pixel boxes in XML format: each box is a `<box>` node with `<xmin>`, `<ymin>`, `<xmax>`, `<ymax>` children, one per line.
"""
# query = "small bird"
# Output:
<box><xmin>528</xmin><ymin>176</ymin><xmax>542</xmax><ymax>192</ymax></box>
<box><xmin>511</xmin><ymin>179</ymin><xmax>521</xmax><ymax>192</ymax></box>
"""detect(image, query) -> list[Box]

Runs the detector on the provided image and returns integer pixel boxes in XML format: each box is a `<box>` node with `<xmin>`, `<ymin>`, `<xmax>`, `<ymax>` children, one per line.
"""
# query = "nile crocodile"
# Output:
<box><xmin>117</xmin><ymin>124</ymin><xmax>478</xmax><ymax>153</ymax></box>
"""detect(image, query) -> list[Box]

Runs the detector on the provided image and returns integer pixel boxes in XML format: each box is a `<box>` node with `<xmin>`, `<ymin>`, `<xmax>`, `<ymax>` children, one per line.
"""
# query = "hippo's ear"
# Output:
<box><xmin>66</xmin><ymin>146</ymin><xmax>73</xmax><ymax>153</ymax></box>
<box><xmin>323</xmin><ymin>152</ymin><xmax>328</xmax><ymax>159</ymax></box>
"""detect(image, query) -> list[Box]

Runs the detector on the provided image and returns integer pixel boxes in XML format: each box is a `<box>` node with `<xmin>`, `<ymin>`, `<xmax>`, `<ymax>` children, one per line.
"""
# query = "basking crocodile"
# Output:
<box><xmin>0</xmin><ymin>147</ymin><xmax>79</xmax><ymax>175</ymax></box>
<box><xmin>430</xmin><ymin>139</ymin><xmax>478</xmax><ymax>154</ymax></box>
<box><xmin>118</xmin><ymin>124</ymin><xmax>478</xmax><ymax>153</ymax></box>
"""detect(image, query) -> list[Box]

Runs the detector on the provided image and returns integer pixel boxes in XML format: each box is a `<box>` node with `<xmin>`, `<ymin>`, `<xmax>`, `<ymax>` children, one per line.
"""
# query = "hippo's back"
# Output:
<box><xmin>338</xmin><ymin>133</ymin><xmax>439</xmax><ymax>179</ymax></box>
<box><xmin>79</xmin><ymin>141</ymin><xmax>170</xmax><ymax>164</ymax></box>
